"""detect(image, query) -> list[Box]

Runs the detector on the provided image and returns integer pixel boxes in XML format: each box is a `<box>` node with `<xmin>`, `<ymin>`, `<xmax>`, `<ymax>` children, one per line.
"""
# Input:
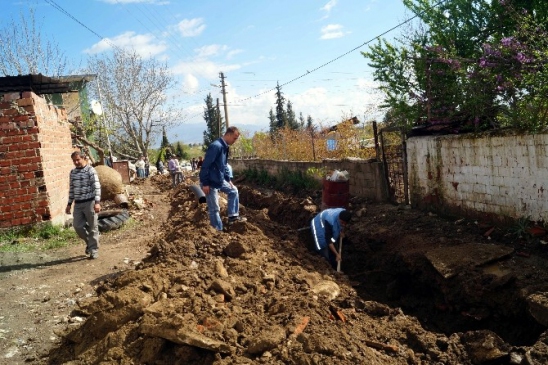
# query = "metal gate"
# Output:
<box><xmin>379</xmin><ymin>126</ymin><xmax>408</xmax><ymax>204</ymax></box>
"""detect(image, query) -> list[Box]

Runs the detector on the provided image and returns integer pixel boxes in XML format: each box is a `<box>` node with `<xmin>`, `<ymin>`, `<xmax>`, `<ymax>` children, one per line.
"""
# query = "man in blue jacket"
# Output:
<box><xmin>199</xmin><ymin>127</ymin><xmax>246</xmax><ymax>230</ymax></box>
<box><xmin>311</xmin><ymin>208</ymin><xmax>351</xmax><ymax>268</ymax></box>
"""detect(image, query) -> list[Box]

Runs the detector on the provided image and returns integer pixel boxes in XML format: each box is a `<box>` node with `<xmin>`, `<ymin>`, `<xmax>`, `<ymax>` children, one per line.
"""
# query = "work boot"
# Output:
<box><xmin>228</xmin><ymin>216</ymin><xmax>247</xmax><ymax>225</ymax></box>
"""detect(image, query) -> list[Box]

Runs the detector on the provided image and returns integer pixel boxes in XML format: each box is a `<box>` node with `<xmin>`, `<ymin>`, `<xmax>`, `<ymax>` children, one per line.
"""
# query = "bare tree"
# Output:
<box><xmin>0</xmin><ymin>8</ymin><xmax>69</xmax><ymax>76</ymax></box>
<box><xmin>86</xmin><ymin>49</ymin><xmax>182</xmax><ymax>159</ymax></box>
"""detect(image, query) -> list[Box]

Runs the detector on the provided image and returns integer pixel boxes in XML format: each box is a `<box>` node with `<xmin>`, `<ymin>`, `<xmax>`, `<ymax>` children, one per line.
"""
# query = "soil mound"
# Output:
<box><xmin>43</xmin><ymin>178</ymin><xmax>548</xmax><ymax>364</ymax></box>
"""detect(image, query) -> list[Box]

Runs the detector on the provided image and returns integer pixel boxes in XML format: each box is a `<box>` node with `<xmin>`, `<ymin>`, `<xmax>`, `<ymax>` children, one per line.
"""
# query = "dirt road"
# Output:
<box><xmin>2</xmin><ymin>176</ymin><xmax>548</xmax><ymax>364</ymax></box>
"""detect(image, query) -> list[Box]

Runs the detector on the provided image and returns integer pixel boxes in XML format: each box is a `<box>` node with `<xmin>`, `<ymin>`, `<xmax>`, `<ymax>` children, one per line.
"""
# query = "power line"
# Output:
<box><xmin>232</xmin><ymin>0</ymin><xmax>450</xmax><ymax>104</ymax></box>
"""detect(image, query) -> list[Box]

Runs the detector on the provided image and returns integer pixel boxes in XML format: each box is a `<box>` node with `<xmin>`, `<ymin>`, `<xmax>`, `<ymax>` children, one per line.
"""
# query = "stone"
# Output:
<box><xmin>247</xmin><ymin>325</ymin><xmax>285</xmax><ymax>355</ymax></box>
<box><xmin>224</xmin><ymin>241</ymin><xmax>248</xmax><ymax>258</ymax></box>
<box><xmin>527</xmin><ymin>292</ymin><xmax>548</xmax><ymax>327</ymax></box>
<box><xmin>311</xmin><ymin>280</ymin><xmax>340</xmax><ymax>301</ymax></box>
<box><xmin>209</xmin><ymin>279</ymin><xmax>236</xmax><ymax>301</ymax></box>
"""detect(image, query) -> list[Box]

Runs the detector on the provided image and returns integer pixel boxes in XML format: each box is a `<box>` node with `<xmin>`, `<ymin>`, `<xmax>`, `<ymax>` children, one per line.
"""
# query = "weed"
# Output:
<box><xmin>509</xmin><ymin>216</ymin><xmax>532</xmax><ymax>239</ymax></box>
<box><xmin>0</xmin><ymin>223</ymin><xmax>78</xmax><ymax>253</ymax></box>
<box><xmin>242</xmin><ymin>167</ymin><xmax>321</xmax><ymax>193</ymax></box>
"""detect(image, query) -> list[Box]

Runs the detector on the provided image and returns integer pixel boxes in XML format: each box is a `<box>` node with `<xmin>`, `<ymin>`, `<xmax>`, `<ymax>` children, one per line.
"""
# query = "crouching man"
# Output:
<box><xmin>310</xmin><ymin>208</ymin><xmax>351</xmax><ymax>269</ymax></box>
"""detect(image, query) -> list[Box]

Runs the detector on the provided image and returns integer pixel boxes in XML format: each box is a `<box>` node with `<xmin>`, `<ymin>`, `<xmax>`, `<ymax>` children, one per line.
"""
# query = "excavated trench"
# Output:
<box><xmin>238</xmin><ymin>185</ymin><xmax>548</xmax><ymax>348</ymax></box>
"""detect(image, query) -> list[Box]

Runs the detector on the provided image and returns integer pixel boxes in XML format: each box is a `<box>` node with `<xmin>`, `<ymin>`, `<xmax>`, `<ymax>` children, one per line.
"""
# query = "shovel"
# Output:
<box><xmin>336</xmin><ymin>235</ymin><xmax>343</xmax><ymax>272</ymax></box>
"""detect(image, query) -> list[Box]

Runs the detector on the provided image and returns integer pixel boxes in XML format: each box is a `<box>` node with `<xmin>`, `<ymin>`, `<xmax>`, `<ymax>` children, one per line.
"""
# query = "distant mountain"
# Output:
<box><xmin>168</xmin><ymin>123</ymin><xmax>268</xmax><ymax>144</ymax></box>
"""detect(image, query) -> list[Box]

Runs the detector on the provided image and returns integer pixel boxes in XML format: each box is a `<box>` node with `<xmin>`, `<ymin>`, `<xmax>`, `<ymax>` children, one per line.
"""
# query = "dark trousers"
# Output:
<box><xmin>318</xmin><ymin>247</ymin><xmax>337</xmax><ymax>269</ymax></box>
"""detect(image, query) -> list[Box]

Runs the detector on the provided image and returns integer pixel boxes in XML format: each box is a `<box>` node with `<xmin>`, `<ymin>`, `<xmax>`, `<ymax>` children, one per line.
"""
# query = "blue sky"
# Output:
<box><xmin>4</xmin><ymin>0</ymin><xmax>410</xmax><ymax>143</ymax></box>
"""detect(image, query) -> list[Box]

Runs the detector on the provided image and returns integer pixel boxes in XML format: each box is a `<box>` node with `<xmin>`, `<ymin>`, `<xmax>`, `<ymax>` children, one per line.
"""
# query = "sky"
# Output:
<box><xmin>3</xmin><ymin>0</ymin><xmax>411</xmax><ymax>143</ymax></box>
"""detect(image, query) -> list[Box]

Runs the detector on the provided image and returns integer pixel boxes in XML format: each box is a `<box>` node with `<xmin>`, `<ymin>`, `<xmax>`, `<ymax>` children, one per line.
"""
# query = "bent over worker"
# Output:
<box><xmin>310</xmin><ymin>208</ymin><xmax>351</xmax><ymax>269</ymax></box>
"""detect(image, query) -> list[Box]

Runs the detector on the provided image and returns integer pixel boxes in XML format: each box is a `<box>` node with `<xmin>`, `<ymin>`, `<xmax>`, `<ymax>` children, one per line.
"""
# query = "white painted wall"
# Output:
<box><xmin>407</xmin><ymin>132</ymin><xmax>548</xmax><ymax>221</ymax></box>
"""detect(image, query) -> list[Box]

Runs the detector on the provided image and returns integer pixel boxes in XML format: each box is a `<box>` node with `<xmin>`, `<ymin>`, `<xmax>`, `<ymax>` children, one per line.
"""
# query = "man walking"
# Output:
<box><xmin>310</xmin><ymin>208</ymin><xmax>351</xmax><ymax>269</ymax></box>
<box><xmin>66</xmin><ymin>151</ymin><xmax>102</xmax><ymax>259</ymax></box>
<box><xmin>199</xmin><ymin>126</ymin><xmax>245</xmax><ymax>231</ymax></box>
<box><xmin>168</xmin><ymin>155</ymin><xmax>183</xmax><ymax>186</ymax></box>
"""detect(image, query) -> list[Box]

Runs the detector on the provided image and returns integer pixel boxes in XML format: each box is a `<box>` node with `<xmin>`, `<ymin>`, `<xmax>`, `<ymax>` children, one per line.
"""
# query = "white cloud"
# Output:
<box><xmin>194</xmin><ymin>44</ymin><xmax>228</xmax><ymax>58</ymax></box>
<box><xmin>226</xmin><ymin>49</ymin><xmax>243</xmax><ymax>60</ymax></box>
<box><xmin>321</xmin><ymin>0</ymin><xmax>338</xmax><ymax>13</ymax></box>
<box><xmin>177</xmin><ymin>18</ymin><xmax>206</xmax><ymax>37</ymax></box>
<box><xmin>320</xmin><ymin>24</ymin><xmax>348</xmax><ymax>40</ymax></box>
<box><xmin>171</xmin><ymin>59</ymin><xmax>241</xmax><ymax>80</ymax></box>
<box><xmin>84</xmin><ymin>31</ymin><xmax>167</xmax><ymax>57</ymax></box>
<box><xmin>183</xmin><ymin>73</ymin><xmax>200</xmax><ymax>92</ymax></box>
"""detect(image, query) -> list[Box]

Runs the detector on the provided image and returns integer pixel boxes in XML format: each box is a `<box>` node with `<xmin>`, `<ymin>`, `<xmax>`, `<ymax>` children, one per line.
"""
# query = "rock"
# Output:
<box><xmin>527</xmin><ymin>292</ymin><xmax>548</xmax><ymax>326</ymax></box>
<box><xmin>300</xmin><ymin>333</ymin><xmax>336</xmax><ymax>355</ymax></box>
<box><xmin>247</xmin><ymin>325</ymin><xmax>285</xmax><ymax>355</ymax></box>
<box><xmin>140</xmin><ymin>322</ymin><xmax>232</xmax><ymax>354</ymax></box>
<box><xmin>224</xmin><ymin>241</ymin><xmax>248</xmax><ymax>258</ymax></box>
<box><xmin>461</xmin><ymin>330</ymin><xmax>509</xmax><ymax>364</ymax></box>
<box><xmin>311</xmin><ymin>280</ymin><xmax>340</xmax><ymax>301</ymax></box>
<box><xmin>215</xmin><ymin>260</ymin><xmax>229</xmax><ymax>278</ymax></box>
<box><xmin>209</xmin><ymin>279</ymin><xmax>236</xmax><ymax>301</ymax></box>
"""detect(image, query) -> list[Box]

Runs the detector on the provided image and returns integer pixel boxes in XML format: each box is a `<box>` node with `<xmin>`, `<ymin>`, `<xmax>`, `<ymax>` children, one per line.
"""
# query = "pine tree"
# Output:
<box><xmin>286</xmin><ymin>100</ymin><xmax>298</xmax><ymax>130</ymax></box>
<box><xmin>299</xmin><ymin>112</ymin><xmax>305</xmax><ymax>130</ymax></box>
<box><xmin>202</xmin><ymin>93</ymin><xmax>223</xmax><ymax>152</ymax></box>
<box><xmin>274</xmin><ymin>82</ymin><xmax>287</xmax><ymax>131</ymax></box>
<box><xmin>161</xmin><ymin>126</ymin><xmax>170</xmax><ymax>149</ymax></box>
<box><xmin>306</xmin><ymin>115</ymin><xmax>314</xmax><ymax>131</ymax></box>
<box><xmin>157</xmin><ymin>126</ymin><xmax>172</xmax><ymax>163</ymax></box>
<box><xmin>268</xmin><ymin>108</ymin><xmax>276</xmax><ymax>135</ymax></box>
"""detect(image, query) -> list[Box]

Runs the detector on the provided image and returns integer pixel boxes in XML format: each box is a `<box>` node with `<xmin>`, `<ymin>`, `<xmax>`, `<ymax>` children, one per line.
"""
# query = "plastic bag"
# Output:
<box><xmin>328</xmin><ymin>170</ymin><xmax>349</xmax><ymax>181</ymax></box>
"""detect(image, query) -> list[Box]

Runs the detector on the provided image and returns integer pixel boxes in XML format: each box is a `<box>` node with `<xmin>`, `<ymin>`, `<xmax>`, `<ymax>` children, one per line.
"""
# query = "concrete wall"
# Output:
<box><xmin>407</xmin><ymin>131</ymin><xmax>548</xmax><ymax>221</ymax></box>
<box><xmin>229</xmin><ymin>158</ymin><xmax>387</xmax><ymax>202</ymax></box>
<box><xmin>0</xmin><ymin>92</ymin><xmax>74</xmax><ymax>228</ymax></box>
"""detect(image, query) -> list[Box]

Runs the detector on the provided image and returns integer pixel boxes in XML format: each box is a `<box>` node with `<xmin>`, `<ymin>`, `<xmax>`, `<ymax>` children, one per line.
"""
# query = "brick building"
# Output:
<box><xmin>0</xmin><ymin>74</ymin><xmax>94</xmax><ymax>229</ymax></box>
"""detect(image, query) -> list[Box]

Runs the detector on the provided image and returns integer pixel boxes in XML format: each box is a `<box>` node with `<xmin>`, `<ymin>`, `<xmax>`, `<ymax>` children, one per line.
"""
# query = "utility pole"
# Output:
<box><xmin>219</xmin><ymin>72</ymin><xmax>229</xmax><ymax>128</ymax></box>
<box><xmin>216</xmin><ymin>98</ymin><xmax>221</xmax><ymax>138</ymax></box>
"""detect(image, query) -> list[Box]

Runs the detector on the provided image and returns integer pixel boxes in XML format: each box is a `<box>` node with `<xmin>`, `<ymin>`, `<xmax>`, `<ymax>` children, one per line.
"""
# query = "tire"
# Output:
<box><xmin>98</xmin><ymin>210</ymin><xmax>130</xmax><ymax>233</ymax></box>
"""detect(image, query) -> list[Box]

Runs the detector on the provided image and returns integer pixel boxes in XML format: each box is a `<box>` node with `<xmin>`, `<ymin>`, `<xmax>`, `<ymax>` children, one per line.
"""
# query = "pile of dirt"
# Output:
<box><xmin>43</xmin><ymin>177</ymin><xmax>548</xmax><ymax>365</ymax></box>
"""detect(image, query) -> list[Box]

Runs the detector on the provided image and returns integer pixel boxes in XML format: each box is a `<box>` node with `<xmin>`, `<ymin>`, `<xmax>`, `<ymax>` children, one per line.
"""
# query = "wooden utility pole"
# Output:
<box><xmin>219</xmin><ymin>72</ymin><xmax>229</xmax><ymax>127</ymax></box>
<box><xmin>216</xmin><ymin>98</ymin><xmax>221</xmax><ymax>138</ymax></box>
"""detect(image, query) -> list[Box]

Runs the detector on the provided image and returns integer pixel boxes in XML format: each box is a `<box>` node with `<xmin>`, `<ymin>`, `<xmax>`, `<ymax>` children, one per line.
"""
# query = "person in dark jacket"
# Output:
<box><xmin>310</xmin><ymin>208</ymin><xmax>351</xmax><ymax>268</ymax></box>
<box><xmin>199</xmin><ymin>127</ymin><xmax>246</xmax><ymax>230</ymax></box>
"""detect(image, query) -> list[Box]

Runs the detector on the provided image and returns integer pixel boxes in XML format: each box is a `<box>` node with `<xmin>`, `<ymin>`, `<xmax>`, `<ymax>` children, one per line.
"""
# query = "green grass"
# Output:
<box><xmin>0</xmin><ymin>222</ymin><xmax>79</xmax><ymax>253</ymax></box>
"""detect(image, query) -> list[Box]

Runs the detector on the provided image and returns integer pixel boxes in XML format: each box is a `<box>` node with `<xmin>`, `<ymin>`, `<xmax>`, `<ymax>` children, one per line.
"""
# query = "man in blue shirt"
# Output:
<box><xmin>199</xmin><ymin>127</ymin><xmax>246</xmax><ymax>230</ymax></box>
<box><xmin>310</xmin><ymin>208</ymin><xmax>351</xmax><ymax>269</ymax></box>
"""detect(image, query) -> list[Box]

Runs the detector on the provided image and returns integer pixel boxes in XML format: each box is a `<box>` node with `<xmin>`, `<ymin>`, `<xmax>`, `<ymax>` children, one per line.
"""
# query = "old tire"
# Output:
<box><xmin>98</xmin><ymin>211</ymin><xmax>130</xmax><ymax>233</ymax></box>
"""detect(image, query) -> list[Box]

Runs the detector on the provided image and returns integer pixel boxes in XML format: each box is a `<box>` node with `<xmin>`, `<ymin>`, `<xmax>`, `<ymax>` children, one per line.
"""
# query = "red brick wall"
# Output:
<box><xmin>0</xmin><ymin>91</ymin><xmax>74</xmax><ymax>229</ymax></box>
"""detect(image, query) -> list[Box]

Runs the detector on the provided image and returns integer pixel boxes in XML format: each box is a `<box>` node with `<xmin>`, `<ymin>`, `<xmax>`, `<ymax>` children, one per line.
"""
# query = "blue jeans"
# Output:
<box><xmin>204</xmin><ymin>181</ymin><xmax>239</xmax><ymax>231</ymax></box>
<box><xmin>137</xmin><ymin>168</ymin><xmax>145</xmax><ymax>178</ymax></box>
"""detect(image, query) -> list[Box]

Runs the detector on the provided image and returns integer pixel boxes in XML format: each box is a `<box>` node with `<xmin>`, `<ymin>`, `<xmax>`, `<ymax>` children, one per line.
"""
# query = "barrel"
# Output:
<box><xmin>321</xmin><ymin>179</ymin><xmax>349</xmax><ymax>210</ymax></box>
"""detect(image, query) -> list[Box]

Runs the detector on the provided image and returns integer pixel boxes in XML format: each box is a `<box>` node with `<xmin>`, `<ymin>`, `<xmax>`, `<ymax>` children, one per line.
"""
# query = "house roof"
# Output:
<box><xmin>0</xmin><ymin>74</ymin><xmax>96</xmax><ymax>95</ymax></box>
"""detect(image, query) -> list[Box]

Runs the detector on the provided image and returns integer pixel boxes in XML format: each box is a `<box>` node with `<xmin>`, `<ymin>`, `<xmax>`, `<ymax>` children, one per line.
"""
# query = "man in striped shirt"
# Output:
<box><xmin>65</xmin><ymin>151</ymin><xmax>102</xmax><ymax>259</ymax></box>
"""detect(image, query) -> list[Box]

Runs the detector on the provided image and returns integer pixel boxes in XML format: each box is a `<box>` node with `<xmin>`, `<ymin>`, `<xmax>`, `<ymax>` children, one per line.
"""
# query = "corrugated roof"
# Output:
<box><xmin>0</xmin><ymin>74</ymin><xmax>96</xmax><ymax>95</ymax></box>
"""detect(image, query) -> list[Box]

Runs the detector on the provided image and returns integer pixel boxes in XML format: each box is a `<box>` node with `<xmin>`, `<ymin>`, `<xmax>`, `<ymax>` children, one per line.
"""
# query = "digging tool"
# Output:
<box><xmin>336</xmin><ymin>235</ymin><xmax>343</xmax><ymax>272</ymax></box>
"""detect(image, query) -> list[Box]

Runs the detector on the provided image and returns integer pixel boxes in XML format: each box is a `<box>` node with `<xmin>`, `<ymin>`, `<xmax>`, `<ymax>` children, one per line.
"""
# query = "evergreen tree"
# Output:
<box><xmin>274</xmin><ymin>82</ymin><xmax>287</xmax><ymax>131</ymax></box>
<box><xmin>172</xmin><ymin>141</ymin><xmax>189</xmax><ymax>160</ymax></box>
<box><xmin>161</xmin><ymin>126</ymin><xmax>170</xmax><ymax>149</ymax></box>
<box><xmin>202</xmin><ymin>93</ymin><xmax>224</xmax><ymax>152</ymax></box>
<box><xmin>268</xmin><ymin>108</ymin><xmax>276</xmax><ymax>134</ymax></box>
<box><xmin>299</xmin><ymin>112</ymin><xmax>305</xmax><ymax>130</ymax></box>
<box><xmin>286</xmin><ymin>100</ymin><xmax>298</xmax><ymax>130</ymax></box>
<box><xmin>306</xmin><ymin>115</ymin><xmax>314</xmax><ymax>130</ymax></box>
